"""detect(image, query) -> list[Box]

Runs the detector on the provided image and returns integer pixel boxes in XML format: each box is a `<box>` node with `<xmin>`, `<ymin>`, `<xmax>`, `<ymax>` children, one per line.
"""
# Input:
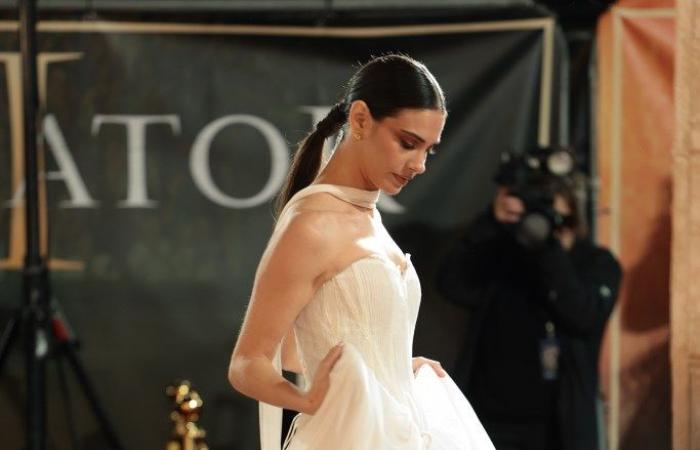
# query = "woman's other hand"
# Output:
<box><xmin>412</xmin><ymin>356</ymin><xmax>446</xmax><ymax>378</ymax></box>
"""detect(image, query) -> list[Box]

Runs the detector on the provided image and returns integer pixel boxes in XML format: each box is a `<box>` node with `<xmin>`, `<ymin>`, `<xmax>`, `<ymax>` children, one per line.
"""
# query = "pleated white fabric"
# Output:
<box><xmin>259</xmin><ymin>183</ymin><xmax>495</xmax><ymax>450</ymax></box>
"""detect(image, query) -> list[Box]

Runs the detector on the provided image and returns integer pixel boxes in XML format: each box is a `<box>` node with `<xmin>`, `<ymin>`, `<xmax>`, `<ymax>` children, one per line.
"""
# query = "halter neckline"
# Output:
<box><xmin>301</xmin><ymin>183</ymin><xmax>380</xmax><ymax>209</ymax></box>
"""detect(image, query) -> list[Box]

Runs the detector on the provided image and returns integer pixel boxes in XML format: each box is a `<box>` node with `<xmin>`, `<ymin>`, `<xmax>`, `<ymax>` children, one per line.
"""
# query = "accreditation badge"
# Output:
<box><xmin>540</xmin><ymin>321</ymin><xmax>560</xmax><ymax>381</ymax></box>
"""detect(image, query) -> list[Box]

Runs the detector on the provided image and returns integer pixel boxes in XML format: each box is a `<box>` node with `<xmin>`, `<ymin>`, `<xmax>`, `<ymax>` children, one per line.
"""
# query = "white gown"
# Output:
<box><xmin>260</xmin><ymin>183</ymin><xmax>495</xmax><ymax>450</ymax></box>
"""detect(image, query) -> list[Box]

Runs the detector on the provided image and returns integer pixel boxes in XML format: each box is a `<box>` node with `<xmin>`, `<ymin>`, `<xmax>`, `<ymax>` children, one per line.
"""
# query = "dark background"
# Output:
<box><xmin>0</xmin><ymin>1</ymin><xmax>600</xmax><ymax>449</ymax></box>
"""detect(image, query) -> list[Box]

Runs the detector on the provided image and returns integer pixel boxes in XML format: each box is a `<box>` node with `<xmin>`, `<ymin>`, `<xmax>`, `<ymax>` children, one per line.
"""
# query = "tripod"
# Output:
<box><xmin>0</xmin><ymin>1</ymin><xmax>124</xmax><ymax>449</ymax></box>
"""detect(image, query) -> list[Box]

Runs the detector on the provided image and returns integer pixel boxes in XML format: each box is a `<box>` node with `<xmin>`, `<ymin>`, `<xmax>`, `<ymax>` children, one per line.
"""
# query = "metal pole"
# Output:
<box><xmin>18</xmin><ymin>0</ymin><xmax>48</xmax><ymax>448</ymax></box>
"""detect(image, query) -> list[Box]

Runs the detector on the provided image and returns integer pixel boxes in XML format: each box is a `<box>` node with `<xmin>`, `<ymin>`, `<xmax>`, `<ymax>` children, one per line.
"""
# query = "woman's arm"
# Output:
<box><xmin>228</xmin><ymin>211</ymin><xmax>342</xmax><ymax>414</ymax></box>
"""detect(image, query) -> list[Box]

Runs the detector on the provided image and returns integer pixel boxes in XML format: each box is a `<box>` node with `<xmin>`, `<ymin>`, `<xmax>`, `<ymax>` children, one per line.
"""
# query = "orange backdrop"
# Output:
<box><xmin>596</xmin><ymin>1</ymin><xmax>674</xmax><ymax>449</ymax></box>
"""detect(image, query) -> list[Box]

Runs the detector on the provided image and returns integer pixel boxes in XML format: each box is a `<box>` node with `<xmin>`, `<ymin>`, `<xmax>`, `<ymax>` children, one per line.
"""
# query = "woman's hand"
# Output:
<box><xmin>301</xmin><ymin>342</ymin><xmax>344</xmax><ymax>414</ymax></box>
<box><xmin>412</xmin><ymin>356</ymin><xmax>446</xmax><ymax>378</ymax></box>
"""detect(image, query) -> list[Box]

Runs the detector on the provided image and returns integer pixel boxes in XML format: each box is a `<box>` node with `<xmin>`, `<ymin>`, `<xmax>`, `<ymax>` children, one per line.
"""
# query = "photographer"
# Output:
<box><xmin>437</xmin><ymin>149</ymin><xmax>622</xmax><ymax>450</ymax></box>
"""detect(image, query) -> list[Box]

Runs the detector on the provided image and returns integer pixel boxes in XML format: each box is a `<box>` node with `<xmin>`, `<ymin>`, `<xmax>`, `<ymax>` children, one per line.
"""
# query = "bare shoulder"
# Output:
<box><xmin>265</xmin><ymin>195</ymin><xmax>367</xmax><ymax>285</ymax></box>
<box><xmin>276</xmin><ymin>207</ymin><xmax>338</xmax><ymax>254</ymax></box>
<box><xmin>278</xmin><ymin>192</ymin><xmax>363</xmax><ymax>240</ymax></box>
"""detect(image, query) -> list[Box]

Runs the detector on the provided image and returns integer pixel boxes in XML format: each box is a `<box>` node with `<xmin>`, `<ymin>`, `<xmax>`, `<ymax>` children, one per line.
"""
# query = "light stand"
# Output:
<box><xmin>0</xmin><ymin>1</ymin><xmax>124</xmax><ymax>449</ymax></box>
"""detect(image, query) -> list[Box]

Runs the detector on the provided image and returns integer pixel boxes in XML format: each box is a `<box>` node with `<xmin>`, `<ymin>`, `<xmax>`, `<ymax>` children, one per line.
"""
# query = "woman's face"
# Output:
<box><xmin>362</xmin><ymin>108</ymin><xmax>446</xmax><ymax>194</ymax></box>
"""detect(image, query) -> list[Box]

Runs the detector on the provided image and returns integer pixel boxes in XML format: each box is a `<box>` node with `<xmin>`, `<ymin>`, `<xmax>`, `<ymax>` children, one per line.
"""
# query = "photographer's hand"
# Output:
<box><xmin>493</xmin><ymin>187</ymin><xmax>525</xmax><ymax>224</ymax></box>
<box><xmin>552</xmin><ymin>194</ymin><xmax>576</xmax><ymax>250</ymax></box>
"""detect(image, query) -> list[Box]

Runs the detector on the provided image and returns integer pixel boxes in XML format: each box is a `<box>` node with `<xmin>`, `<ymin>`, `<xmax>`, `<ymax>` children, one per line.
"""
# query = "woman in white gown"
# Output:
<box><xmin>228</xmin><ymin>54</ymin><xmax>495</xmax><ymax>450</ymax></box>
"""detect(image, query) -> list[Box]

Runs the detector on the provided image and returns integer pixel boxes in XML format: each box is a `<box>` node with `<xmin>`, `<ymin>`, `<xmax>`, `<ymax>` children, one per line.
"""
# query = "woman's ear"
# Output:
<box><xmin>348</xmin><ymin>100</ymin><xmax>372</xmax><ymax>138</ymax></box>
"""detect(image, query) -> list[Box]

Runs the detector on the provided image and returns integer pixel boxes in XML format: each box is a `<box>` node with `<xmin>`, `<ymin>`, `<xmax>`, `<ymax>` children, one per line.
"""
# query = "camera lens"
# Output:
<box><xmin>516</xmin><ymin>213</ymin><xmax>551</xmax><ymax>248</ymax></box>
<box><xmin>547</xmin><ymin>151</ymin><xmax>574</xmax><ymax>176</ymax></box>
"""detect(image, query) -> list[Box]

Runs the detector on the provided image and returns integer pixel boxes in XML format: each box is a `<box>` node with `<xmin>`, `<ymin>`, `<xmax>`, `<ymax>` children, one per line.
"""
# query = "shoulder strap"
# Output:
<box><xmin>284</xmin><ymin>184</ymin><xmax>339</xmax><ymax>209</ymax></box>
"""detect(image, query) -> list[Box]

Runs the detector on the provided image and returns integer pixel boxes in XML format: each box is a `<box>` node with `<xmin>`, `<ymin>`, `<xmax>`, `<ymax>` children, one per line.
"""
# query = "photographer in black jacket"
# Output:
<box><xmin>437</xmin><ymin>148</ymin><xmax>622</xmax><ymax>450</ymax></box>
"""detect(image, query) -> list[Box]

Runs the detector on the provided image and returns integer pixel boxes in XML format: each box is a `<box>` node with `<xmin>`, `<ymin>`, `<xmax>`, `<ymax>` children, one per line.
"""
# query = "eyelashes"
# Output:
<box><xmin>400</xmin><ymin>140</ymin><xmax>416</xmax><ymax>150</ymax></box>
<box><xmin>399</xmin><ymin>138</ymin><xmax>438</xmax><ymax>156</ymax></box>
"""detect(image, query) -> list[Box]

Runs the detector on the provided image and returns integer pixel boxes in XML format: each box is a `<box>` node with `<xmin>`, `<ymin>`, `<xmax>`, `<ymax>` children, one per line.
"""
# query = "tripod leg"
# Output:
<box><xmin>25</xmin><ymin>311</ymin><xmax>48</xmax><ymax>450</ymax></box>
<box><xmin>61</xmin><ymin>343</ymin><xmax>125</xmax><ymax>450</ymax></box>
<box><xmin>55</xmin><ymin>354</ymin><xmax>81</xmax><ymax>450</ymax></box>
<box><xmin>0</xmin><ymin>313</ymin><xmax>20</xmax><ymax>374</ymax></box>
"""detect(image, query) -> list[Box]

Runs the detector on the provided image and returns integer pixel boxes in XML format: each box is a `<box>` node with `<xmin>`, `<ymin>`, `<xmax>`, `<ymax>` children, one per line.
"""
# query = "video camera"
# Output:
<box><xmin>494</xmin><ymin>145</ymin><xmax>577</xmax><ymax>248</ymax></box>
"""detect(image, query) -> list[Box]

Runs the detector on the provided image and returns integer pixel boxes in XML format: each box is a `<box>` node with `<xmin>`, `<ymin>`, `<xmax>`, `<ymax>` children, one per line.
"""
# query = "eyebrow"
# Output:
<box><xmin>399</xmin><ymin>129</ymin><xmax>440</xmax><ymax>147</ymax></box>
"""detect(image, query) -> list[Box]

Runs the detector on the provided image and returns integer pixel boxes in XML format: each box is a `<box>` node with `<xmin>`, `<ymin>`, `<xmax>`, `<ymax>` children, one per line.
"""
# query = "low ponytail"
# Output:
<box><xmin>275</xmin><ymin>54</ymin><xmax>446</xmax><ymax>217</ymax></box>
<box><xmin>275</xmin><ymin>102</ymin><xmax>347</xmax><ymax>216</ymax></box>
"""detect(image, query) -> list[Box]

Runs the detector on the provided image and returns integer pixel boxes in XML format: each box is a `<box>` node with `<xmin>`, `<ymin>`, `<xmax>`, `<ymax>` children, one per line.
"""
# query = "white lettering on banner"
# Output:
<box><xmin>1</xmin><ymin>102</ymin><xmax>407</xmax><ymax>213</ymax></box>
<box><xmin>92</xmin><ymin>114</ymin><xmax>182</xmax><ymax>208</ymax></box>
<box><xmin>190</xmin><ymin>114</ymin><xmax>289</xmax><ymax>208</ymax></box>
<box><xmin>44</xmin><ymin>114</ymin><xmax>98</xmax><ymax>208</ymax></box>
<box><xmin>6</xmin><ymin>115</ymin><xmax>99</xmax><ymax>208</ymax></box>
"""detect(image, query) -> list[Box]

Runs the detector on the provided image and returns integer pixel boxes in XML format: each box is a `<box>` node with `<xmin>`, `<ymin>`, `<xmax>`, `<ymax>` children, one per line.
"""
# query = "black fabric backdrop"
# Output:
<box><xmin>0</xmin><ymin>18</ymin><xmax>565</xmax><ymax>450</ymax></box>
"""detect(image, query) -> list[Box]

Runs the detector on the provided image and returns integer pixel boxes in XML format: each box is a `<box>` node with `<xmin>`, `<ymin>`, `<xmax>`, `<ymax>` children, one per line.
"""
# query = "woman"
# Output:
<box><xmin>228</xmin><ymin>54</ymin><xmax>495</xmax><ymax>450</ymax></box>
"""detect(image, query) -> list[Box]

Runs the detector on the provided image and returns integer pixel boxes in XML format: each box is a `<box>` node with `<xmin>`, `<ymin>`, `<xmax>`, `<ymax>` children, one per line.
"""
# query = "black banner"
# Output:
<box><xmin>0</xmin><ymin>19</ymin><xmax>565</xmax><ymax>449</ymax></box>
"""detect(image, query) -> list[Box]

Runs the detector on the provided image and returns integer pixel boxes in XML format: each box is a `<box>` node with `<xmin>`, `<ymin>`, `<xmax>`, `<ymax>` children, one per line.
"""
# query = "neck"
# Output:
<box><xmin>315</xmin><ymin>141</ymin><xmax>378</xmax><ymax>191</ymax></box>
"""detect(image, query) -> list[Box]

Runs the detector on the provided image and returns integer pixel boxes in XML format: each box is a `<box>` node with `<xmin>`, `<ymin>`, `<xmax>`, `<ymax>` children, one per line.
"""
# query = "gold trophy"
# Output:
<box><xmin>166</xmin><ymin>380</ymin><xmax>209</xmax><ymax>450</ymax></box>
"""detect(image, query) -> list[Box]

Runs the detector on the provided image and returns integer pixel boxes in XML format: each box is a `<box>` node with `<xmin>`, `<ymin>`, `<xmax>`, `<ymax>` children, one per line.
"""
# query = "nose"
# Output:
<box><xmin>408</xmin><ymin>154</ymin><xmax>427</xmax><ymax>175</ymax></box>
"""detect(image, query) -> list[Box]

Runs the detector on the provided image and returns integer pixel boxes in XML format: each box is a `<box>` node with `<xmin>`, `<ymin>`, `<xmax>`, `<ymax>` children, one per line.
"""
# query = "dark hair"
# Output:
<box><xmin>275</xmin><ymin>54</ymin><xmax>446</xmax><ymax>215</ymax></box>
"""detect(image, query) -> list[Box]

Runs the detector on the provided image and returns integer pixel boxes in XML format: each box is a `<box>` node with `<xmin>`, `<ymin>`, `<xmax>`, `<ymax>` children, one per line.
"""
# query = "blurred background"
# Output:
<box><xmin>0</xmin><ymin>0</ymin><xmax>693</xmax><ymax>449</ymax></box>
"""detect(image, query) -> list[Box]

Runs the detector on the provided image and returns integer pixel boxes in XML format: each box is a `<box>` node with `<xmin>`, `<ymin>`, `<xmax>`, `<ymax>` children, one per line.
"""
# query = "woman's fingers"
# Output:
<box><xmin>314</xmin><ymin>343</ymin><xmax>344</xmax><ymax>384</ymax></box>
<box><xmin>320</xmin><ymin>342</ymin><xmax>344</xmax><ymax>370</ymax></box>
<box><xmin>326</xmin><ymin>344</ymin><xmax>344</xmax><ymax>372</ymax></box>
<box><xmin>304</xmin><ymin>343</ymin><xmax>344</xmax><ymax>415</ymax></box>
<box><xmin>412</xmin><ymin>356</ymin><xmax>447</xmax><ymax>378</ymax></box>
<box><xmin>431</xmin><ymin>361</ymin><xmax>447</xmax><ymax>377</ymax></box>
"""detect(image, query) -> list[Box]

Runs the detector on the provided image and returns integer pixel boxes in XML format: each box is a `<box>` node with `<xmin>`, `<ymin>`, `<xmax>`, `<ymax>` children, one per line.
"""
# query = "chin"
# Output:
<box><xmin>384</xmin><ymin>184</ymin><xmax>403</xmax><ymax>195</ymax></box>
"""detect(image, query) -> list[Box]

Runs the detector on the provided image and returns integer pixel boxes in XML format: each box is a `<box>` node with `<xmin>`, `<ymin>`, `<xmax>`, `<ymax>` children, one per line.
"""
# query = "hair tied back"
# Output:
<box><xmin>315</xmin><ymin>102</ymin><xmax>347</xmax><ymax>137</ymax></box>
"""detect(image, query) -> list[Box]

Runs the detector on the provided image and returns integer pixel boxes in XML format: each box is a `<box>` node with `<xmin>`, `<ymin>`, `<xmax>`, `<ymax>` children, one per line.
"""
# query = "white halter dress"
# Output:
<box><xmin>260</xmin><ymin>183</ymin><xmax>495</xmax><ymax>450</ymax></box>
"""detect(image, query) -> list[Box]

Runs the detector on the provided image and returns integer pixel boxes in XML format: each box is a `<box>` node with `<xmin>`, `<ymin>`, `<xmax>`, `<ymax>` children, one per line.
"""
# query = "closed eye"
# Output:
<box><xmin>400</xmin><ymin>140</ymin><xmax>416</xmax><ymax>150</ymax></box>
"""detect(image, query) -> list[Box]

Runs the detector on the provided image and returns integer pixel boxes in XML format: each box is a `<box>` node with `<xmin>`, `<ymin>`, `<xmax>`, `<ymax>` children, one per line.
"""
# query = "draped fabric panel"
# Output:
<box><xmin>595</xmin><ymin>2</ymin><xmax>674</xmax><ymax>449</ymax></box>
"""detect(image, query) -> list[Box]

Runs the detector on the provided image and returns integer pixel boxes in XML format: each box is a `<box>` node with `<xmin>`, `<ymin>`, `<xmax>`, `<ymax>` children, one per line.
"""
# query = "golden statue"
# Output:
<box><xmin>166</xmin><ymin>380</ymin><xmax>209</xmax><ymax>450</ymax></box>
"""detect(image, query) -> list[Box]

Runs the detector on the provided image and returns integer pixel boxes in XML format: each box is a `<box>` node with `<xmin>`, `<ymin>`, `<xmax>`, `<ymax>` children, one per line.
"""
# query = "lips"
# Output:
<box><xmin>393</xmin><ymin>173</ymin><xmax>410</xmax><ymax>185</ymax></box>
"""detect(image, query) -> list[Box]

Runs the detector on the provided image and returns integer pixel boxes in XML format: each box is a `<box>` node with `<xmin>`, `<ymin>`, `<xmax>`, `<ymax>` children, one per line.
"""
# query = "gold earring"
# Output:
<box><xmin>353</xmin><ymin>132</ymin><xmax>362</xmax><ymax>141</ymax></box>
